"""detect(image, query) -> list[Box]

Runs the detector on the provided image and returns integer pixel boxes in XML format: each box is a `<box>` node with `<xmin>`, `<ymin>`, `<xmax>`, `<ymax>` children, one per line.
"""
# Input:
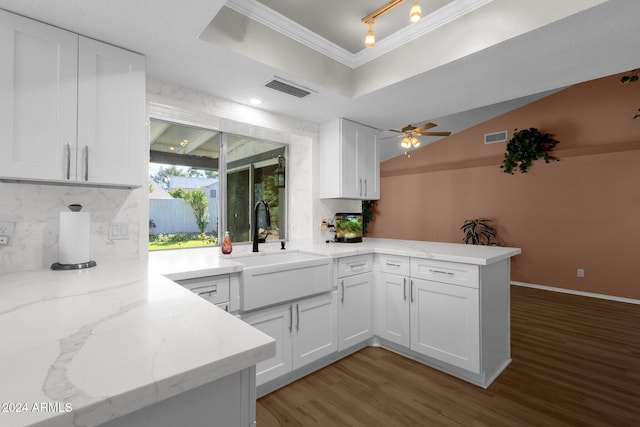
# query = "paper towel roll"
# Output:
<box><xmin>59</xmin><ymin>211</ymin><xmax>91</xmax><ymax>264</ymax></box>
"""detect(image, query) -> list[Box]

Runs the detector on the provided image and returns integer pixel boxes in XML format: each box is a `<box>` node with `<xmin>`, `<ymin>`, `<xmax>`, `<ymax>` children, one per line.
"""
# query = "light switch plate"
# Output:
<box><xmin>109</xmin><ymin>222</ymin><xmax>130</xmax><ymax>240</ymax></box>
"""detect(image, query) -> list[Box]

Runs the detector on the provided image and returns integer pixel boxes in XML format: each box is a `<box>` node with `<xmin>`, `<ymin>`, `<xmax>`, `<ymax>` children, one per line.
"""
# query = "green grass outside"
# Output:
<box><xmin>149</xmin><ymin>232</ymin><xmax>218</xmax><ymax>251</ymax></box>
<box><xmin>149</xmin><ymin>239</ymin><xmax>217</xmax><ymax>251</ymax></box>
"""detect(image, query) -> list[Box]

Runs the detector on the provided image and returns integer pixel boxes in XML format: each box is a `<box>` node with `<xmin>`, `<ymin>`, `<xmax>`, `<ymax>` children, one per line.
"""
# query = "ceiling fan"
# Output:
<box><xmin>382</xmin><ymin>122</ymin><xmax>451</xmax><ymax>148</ymax></box>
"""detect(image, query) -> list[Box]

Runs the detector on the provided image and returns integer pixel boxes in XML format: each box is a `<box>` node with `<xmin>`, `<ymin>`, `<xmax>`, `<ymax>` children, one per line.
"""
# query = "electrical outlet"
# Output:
<box><xmin>0</xmin><ymin>221</ymin><xmax>15</xmax><ymax>236</ymax></box>
<box><xmin>577</xmin><ymin>268</ymin><xmax>585</xmax><ymax>278</ymax></box>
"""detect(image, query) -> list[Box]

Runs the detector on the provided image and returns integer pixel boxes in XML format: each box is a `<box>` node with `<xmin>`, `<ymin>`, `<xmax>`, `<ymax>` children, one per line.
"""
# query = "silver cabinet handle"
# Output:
<box><xmin>410</xmin><ymin>279</ymin><xmax>414</xmax><ymax>303</ymax></box>
<box><xmin>430</xmin><ymin>269</ymin><xmax>455</xmax><ymax>276</ymax></box>
<box><xmin>403</xmin><ymin>278</ymin><xmax>407</xmax><ymax>301</ymax></box>
<box><xmin>386</xmin><ymin>262</ymin><xmax>401</xmax><ymax>268</ymax></box>
<box><xmin>364</xmin><ymin>179</ymin><xmax>367</xmax><ymax>197</ymax></box>
<box><xmin>296</xmin><ymin>304</ymin><xmax>300</xmax><ymax>331</ymax></box>
<box><xmin>341</xmin><ymin>280</ymin><xmax>345</xmax><ymax>303</ymax></box>
<box><xmin>196</xmin><ymin>290</ymin><xmax>217</xmax><ymax>298</ymax></box>
<box><xmin>289</xmin><ymin>304</ymin><xmax>293</xmax><ymax>332</ymax></box>
<box><xmin>65</xmin><ymin>144</ymin><xmax>71</xmax><ymax>180</ymax></box>
<box><xmin>84</xmin><ymin>145</ymin><xmax>89</xmax><ymax>181</ymax></box>
<box><xmin>359</xmin><ymin>178</ymin><xmax>362</xmax><ymax>196</ymax></box>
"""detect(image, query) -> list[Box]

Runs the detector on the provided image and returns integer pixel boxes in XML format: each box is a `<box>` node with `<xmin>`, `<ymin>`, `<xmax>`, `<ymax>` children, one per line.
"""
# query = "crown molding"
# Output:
<box><xmin>225</xmin><ymin>0</ymin><xmax>493</xmax><ymax>69</ymax></box>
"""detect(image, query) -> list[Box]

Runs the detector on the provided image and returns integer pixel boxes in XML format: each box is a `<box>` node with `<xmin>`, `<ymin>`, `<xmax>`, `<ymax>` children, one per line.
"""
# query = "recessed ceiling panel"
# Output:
<box><xmin>256</xmin><ymin>0</ymin><xmax>454</xmax><ymax>54</ymax></box>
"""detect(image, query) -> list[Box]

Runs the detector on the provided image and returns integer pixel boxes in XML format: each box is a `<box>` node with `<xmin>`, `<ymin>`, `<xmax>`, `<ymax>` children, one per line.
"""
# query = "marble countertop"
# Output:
<box><xmin>149</xmin><ymin>237</ymin><xmax>521</xmax><ymax>279</ymax></box>
<box><xmin>0</xmin><ymin>260</ymin><xmax>275</xmax><ymax>427</ymax></box>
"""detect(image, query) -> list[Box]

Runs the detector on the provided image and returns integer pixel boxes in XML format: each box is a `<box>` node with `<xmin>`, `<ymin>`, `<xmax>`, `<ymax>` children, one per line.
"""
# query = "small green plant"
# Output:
<box><xmin>501</xmin><ymin>128</ymin><xmax>559</xmax><ymax>174</ymax></box>
<box><xmin>461</xmin><ymin>218</ymin><xmax>501</xmax><ymax>246</ymax></box>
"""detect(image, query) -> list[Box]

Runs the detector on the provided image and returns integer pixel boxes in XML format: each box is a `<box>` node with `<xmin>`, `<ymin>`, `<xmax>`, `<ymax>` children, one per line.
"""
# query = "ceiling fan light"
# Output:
<box><xmin>365</xmin><ymin>22</ymin><xmax>375</xmax><ymax>47</ymax></box>
<box><xmin>410</xmin><ymin>1</ymin><xmax>422</xmax><ymax>23</ymax></box>
<box><xmin>400</xmin><ymin>137</ymin><xmax>411</xmax><ymax>148</ymax></box>
<box><xmin>411</xmin><ymin>136</ymin><xmax>421</xmax><ymax>147</ymax></box>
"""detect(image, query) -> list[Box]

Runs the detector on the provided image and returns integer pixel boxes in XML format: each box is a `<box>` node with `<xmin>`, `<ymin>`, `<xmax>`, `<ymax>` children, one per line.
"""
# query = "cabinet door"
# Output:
<box><xmin>0</xmin><ymin>10</ymin><xmax>78</xmax><ymax>181</ymax></box>
<box><xmin>376</xmin><ymin>273</ymin><xmax>410</xmax><ymax>347</ymax></box>
<box><xmin>357</xmin><ymin>125</ymin><xmax>380</xmax><ymax>200</ymax></box>
<box><xmin>339</xmin><ymin>119</ymin><xmax>360</xmax><ymax>198</ymax></box>
<box><xmin>410</xmin><ymin>278</ymin><xmax>480</xmax><ymax>373</ymax></box>
<box><xmin>78</xmin><ymin>37</ymin><xmax>145</xmax><ymax>186</ymax></box>
<box><xmin>292</xmin><ymin>292</ymin><xmax>337</xmax><ymax>370</ymax></box>
<box><xmin>243</xmin><ymin>304</ymin><xmax>293</xmax><ymax>386</ymax></box>
<box><xmin>338</xmin><ymin>273</ymin><xmax>373</xmax><ymax>351</ymax></box>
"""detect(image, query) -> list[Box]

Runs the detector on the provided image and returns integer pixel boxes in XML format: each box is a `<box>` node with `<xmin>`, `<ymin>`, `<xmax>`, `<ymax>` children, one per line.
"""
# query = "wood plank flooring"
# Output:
<box><xmin>256</xmin><ymin>285</ymin><xmax>640</xmax><ymax>426</ymax></box>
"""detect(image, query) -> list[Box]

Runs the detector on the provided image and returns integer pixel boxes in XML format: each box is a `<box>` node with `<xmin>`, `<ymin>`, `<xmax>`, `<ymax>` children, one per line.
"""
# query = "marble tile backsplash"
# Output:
<box><xmin>0</xmin><ymin>183</ymin><xmax>144</xmax><ymax>274</ymax></box>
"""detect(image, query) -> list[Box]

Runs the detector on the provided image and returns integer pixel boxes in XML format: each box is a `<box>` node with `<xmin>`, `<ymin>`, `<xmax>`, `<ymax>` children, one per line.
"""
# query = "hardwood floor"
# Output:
<box><xmin>256</xmin><ymin>285</ymin><xmax>640</xmax><ymax>426</ymax></box>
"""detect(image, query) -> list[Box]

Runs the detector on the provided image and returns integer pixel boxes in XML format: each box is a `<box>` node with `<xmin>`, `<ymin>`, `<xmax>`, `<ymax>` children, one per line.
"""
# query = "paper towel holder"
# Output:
<box><xmin>51</xmin><ymin>204</ymin><xmax>97</xmax><ymax>271</ymax></box>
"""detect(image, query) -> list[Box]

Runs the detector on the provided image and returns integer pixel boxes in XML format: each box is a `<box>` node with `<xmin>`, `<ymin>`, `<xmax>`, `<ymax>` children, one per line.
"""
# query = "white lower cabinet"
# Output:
<box><xmin>376</xmin><ymin>255</ymin><xmax>483</xmax><ymax>374</ymax></box>
<box><xmin>243</xmin><ymin>292</ymin><xmax>337</xmax><ymax>386</ymax></box>
<box><xmin>376</xmin><ymin>272</ymin><xmax>410</xmax><ymax>347</ymax></box>
<box><xmin>338</xmin><ymin>271</ymin><xmax>374</xmax><ymax>351</ymax></box>
<box><xmin>336</xmin><ymin>255</ymin><xmax>374</xmax><ymax>351</ymax></box>
<box><xmin>409</xmin><ymin>277</ymin><xmax>480</xmax><ymax>373</ymax></box>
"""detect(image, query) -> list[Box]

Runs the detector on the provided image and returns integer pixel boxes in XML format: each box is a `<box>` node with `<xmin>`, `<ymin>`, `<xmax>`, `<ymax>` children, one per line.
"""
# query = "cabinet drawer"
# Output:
<box><xmin>410</xmin><ymin>259</ymin><xmax>479</xmax><ymax>288</ymax></box>
<box><xmin>177</xmin><ymin>275</ymin><xmax>230</xmax><ymax>305</ymax></box>
<box><xmin>337</xmin><ymin>255</ymin><xmax>373</xmax><ymax>278</ymax></box>
<box><xmin>377</xmin><ymin>254</ymin><xmax>410</xmax><ymax>276</ymax></box>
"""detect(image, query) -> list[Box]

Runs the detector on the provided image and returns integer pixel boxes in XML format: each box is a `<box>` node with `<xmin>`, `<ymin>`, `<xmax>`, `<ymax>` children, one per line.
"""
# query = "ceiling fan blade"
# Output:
<box><xmin>414</xmin><ymin>122</ymin><xmax>437</xmax><ymax>133</ymax></box>
<box><xmin>419</xmin><ymin>131</ymin><xmax>452</xmax><ymax>137</ymax></box>
<box><xmin>387</xmin><ymin>129</ymin><xmax>404</xmax><ymax>133</ymax></box>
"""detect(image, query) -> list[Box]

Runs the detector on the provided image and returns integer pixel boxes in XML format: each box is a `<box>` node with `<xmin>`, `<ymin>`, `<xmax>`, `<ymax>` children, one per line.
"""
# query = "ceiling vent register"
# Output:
<box><xmin>265</xmin><ymin>78</ymin><xmax>313</xmax><ymax>98</ymax></box>
<box><xmin>484</xmin><ymin>130</ymin><xmax>508</xmax><ymax>144</ymax></box>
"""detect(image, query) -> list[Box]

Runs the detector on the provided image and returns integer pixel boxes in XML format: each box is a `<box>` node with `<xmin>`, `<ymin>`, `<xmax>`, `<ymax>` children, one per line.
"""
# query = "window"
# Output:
<box><xmin>148</xmin><ymin>119</ymin><xmax>287</xmax><ymax>250</ymax></box>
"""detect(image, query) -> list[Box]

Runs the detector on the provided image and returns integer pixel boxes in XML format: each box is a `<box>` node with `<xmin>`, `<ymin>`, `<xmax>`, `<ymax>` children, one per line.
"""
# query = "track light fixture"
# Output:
<box><xmin>362</xmin><ymin>0</ymin><xmax>423</xmax><ymax>48</ymax></box>
<box><xmin>365</xmin><ymin>21</ymin><xmax>375</xmax><ymax>48</ymax></box>
<box><xmin>410</xmin><ymin>1</ymin><xmax>422</xmax><ymax>23</ymax></box>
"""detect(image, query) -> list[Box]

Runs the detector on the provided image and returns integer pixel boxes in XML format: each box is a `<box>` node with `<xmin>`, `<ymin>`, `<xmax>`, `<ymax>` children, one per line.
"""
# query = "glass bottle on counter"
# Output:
<box><xmin>221</xmin><ymin>231</ymin><xmax>232</xmax><ymax>254</ymax></box>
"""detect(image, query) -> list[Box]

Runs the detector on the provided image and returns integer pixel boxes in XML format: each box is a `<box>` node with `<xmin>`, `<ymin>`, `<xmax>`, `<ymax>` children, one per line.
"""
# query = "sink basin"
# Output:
<box><xmin>230</xmin><ymin>251</ymin><xmax>332</xmax><ymax>311</ymax></box>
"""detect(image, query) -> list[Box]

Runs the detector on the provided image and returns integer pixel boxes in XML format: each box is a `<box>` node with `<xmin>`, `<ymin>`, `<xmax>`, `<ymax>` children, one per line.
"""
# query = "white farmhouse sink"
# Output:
<box><xmin>230</xmin><ymin>251</ymin><xmax>332</xmax><ymax>311</ymax></box>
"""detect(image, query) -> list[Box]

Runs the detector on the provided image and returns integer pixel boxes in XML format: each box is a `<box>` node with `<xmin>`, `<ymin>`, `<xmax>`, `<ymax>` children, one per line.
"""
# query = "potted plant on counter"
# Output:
<box><xmin>461</xmin><ymin>218</ymin><xmax>501</xmax><ymax>246</ymax></box>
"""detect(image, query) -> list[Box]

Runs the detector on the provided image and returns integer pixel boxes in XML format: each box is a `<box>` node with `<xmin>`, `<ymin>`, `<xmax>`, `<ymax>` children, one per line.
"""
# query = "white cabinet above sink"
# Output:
<box><xmin>229</xmin><ymin>251</ymin><xmax>332</xmax><ymax>312</ymax></box>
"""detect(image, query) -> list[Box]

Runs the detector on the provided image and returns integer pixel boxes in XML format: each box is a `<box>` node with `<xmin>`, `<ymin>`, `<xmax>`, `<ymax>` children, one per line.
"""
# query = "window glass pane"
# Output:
<box><xmin>226</xmin><ymin>134</ymin><xmax>286</xmax><ymax>243</ymax></box>
<box><xmin>148</xmin><ymin>119</ymin><xmax>220</xmax><ymax>250</ymax></box>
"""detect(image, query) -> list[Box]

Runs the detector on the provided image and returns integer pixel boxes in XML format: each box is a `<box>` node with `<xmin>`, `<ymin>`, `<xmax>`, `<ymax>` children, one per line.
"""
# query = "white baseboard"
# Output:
<box><xmin>511</xmin><ymin>281</ymin><xmax>640</xmax><ymax>305</ymax></box>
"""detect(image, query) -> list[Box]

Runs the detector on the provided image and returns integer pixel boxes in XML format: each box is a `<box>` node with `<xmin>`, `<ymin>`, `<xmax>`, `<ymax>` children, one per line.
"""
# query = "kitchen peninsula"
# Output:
<box><xmin>151</xmin><ymin>238</ymin><xmax>521</xmax><ymax>394</ymax></box>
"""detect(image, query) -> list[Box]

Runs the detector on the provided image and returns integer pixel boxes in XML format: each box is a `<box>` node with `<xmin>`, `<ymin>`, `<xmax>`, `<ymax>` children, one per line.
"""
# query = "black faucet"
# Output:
<box><xmin>252</xmin><ymin>200</ymin><xmax>271</xmax><ymax>252</ymax></box>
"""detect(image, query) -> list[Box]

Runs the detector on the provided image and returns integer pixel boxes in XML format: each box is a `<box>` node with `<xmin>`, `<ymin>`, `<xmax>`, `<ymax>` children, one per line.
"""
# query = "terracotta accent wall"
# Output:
<box><xmin>371</xmin><ymin>72</ymin><xmax>640</xmax><ymax>300</ymax></box>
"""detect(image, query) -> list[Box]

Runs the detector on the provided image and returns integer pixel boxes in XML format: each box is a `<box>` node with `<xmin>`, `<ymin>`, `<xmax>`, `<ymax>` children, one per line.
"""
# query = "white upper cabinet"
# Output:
<box><xmin>0</xmin><ymin>11</ymin><xmax>78</xmax><ymax>182</ymax></box>
<box><xmin>77</xmin><ymin>37</ymin><xmax>145</xmax><ymax>186</ymax></box>
<box><xmin>0</xmin><ymin>9</ymin><xmax>145</xmax><ymax>188</ymax></box>
<box><xmin>319</xmin><ymin>118</ymin><xmax>380</xmax><ymax>200</ymax></box>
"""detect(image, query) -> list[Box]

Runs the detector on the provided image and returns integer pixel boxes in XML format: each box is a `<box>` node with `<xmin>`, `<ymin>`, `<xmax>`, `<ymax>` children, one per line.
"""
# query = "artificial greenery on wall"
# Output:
<box><xmin>501</xmin><ymin>127</ymin><xmax>559</xmax><ymax>174</ymax></box>
<box><xmin>620</xmin><ymin>69</ymin><xmax>640</xmax><ymax>119</ymax></box>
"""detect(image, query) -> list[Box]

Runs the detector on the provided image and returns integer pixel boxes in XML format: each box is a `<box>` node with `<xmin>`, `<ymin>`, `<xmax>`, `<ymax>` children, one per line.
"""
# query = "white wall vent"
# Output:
<box><xmin>265</xmin><ymin>77</ymin><xmax>314</xmax><ymax>98</ymax></box>
<box><xmin>484</xmin><ymin>130</ymin><xmax>508</xmax><ymax>144</ymax></box>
